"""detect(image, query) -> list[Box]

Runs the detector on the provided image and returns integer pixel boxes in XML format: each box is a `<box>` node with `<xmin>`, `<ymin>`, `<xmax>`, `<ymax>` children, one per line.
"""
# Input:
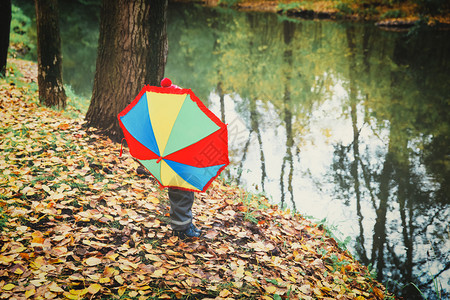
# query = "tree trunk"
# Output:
<box><xmin>35</xmin><ymin>0</ymin><xmax>67</xmax><ymax>108</ymax></box>
<box><xmin>0</xmin><ymin>0</ymin><xmax>12</xmax><ymax>76</ymax></box>
<box><xmin>85</xmin><ymin>0</ymin><xmax>168</xmax><ymax>142</ymax></box>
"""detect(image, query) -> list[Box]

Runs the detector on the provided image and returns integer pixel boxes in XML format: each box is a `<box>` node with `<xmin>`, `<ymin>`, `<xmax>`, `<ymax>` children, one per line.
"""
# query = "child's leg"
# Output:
<box><xmin>168</xmin><ymin>188</ymin><xmax>194</xmax><ymax>231</ymax></box>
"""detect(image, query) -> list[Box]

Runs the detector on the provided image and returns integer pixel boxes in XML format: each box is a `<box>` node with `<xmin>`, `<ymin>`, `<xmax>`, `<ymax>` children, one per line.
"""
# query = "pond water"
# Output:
<box><xmin>17</xmin><ymin>1</ymin><xmax>449</xmax><ymax>299</ymax></box>
<box><xmin>163</xmin><ymin>5</ymin><xmax>449</xmax><ymax>299</ymax></box>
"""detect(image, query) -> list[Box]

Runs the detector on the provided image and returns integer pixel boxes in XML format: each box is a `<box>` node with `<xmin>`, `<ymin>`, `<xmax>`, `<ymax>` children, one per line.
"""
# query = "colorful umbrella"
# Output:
<box><xmin>117</xmin><ymin>80</ymin><xmax>229</xmax><ymax>192</ymax></box>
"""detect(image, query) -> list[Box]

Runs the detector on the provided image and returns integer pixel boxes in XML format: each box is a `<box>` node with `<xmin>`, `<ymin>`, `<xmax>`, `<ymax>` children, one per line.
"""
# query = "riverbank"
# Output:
<box><xmin>0</xmin><ymin>59</ymin><xmax>397</xmax><ymax>299</ymax></box>
<box><xmin>172</xmin><ymin>0</ymin><xmax>450</xmax><ymax>30</ymax></box>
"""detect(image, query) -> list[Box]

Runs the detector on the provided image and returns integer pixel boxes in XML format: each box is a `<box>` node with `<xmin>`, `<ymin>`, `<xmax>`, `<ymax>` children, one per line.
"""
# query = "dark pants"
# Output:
<box><xmin>168</xmin><ymin>188</ymin><xmax>195</xmax><ymax>231</ymax></box>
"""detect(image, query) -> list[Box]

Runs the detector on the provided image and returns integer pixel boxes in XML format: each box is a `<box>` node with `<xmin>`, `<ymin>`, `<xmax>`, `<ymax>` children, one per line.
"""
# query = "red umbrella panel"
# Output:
<box><xmin>118</xmin><ymin>85</ymin><xmax>229</xmax><ymax>192</ymax></box>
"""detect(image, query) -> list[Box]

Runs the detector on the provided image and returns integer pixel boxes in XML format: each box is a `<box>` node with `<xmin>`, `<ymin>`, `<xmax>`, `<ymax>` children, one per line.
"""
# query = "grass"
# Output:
<box><xmin>0</xmin><ymin>207</ymin><xmax>8</xmax><ymax>230</ymax></box>
<box><xmin>64</xmin><ymin>85</ymin><xmax>90</xmax><ymax>117</ymax></box>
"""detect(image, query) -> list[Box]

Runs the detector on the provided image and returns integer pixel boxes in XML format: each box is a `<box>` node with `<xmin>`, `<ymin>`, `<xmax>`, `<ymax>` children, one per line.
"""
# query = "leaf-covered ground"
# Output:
<box><xmin>0</xmin><ymin>59</ymin><xmax>396</xmax><ymax>299</ymax></box>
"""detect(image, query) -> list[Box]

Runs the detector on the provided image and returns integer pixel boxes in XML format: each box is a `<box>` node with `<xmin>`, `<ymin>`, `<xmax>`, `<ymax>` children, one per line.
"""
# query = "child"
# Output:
<box><xmin>161</xmin><ymin>78</ymin><xmax>201</xmax><ymax>239</ymax></box>
<box><xmin>159</xmin><ymin>78</ymin><xmax>202</xmax><ymax>238</ymax></box>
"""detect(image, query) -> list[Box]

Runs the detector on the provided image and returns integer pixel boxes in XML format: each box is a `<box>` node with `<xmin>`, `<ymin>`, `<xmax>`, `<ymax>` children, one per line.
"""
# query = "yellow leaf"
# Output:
<box><xmin>265</xmin><ymin>285</ymin><xmax>277</xmax><ymax>294</ymax></box>
<box><xmin>119</xmin><ymin>263</ymin><xmax>132</xmax><ymax>272</ymax></box>
<box><xmin>103</xmin><ymin>266</ymin><xmax>118</xmax><ymax>277</ymax></box>
<box><xmin>165</xmin><ymin>249</ymin><xmax>179</xmax><ymax>256</ymax></box>
<box><xmin>69</xmin><ymin>288</ymin><xmax>88</xmax><ymax>296</ymax></box>
<box><xmin>64</xmin><ymin>292</ymin><xmax>81</xmax><ymax>299</ymax></box>
<box><xmin>149</xmin><ymin>197</ymin><xmax>159</xmax><ymax>204</ymax></box>
<box><xmin>68</xmin><ymin>274</ymin><xmax>84</xmax><ymax>281</ymax></box>
<box><xmin>235</xmin><ymin>266</ymin><xmax>244</xmax><ymax>278</ymax></box>
<box><xmin>2</xmin><ymin>283</ymin><xmax>15</xmax><ymax>291</ymax></box>
<box><xmin>313</xmin><ymin>287</ymin><xmax>323</xmax><ymax>296</ymax></box>
<box><xmin>129</xmin><ymin>291</ymin><xmax>138</xmax><ymax>297</ymax></box>
<box><xmin>25</xmin><ymin>288</ymin><xmax>36</xmax><ymax>298</ymax></box>
<box><xmin>42</xmin><ymin>185</ymin><xmax>51</xmax><ymax>193</ymax></box>
<box><xmin>115</xmin><ymin>275</ymin><xmax>124</xmax><ymax>285</ymax></box>
<box><xmin>321</xmin><ymin>286</ymin><xmax>332</xmax><ymax>292</ymax></box>
<box><xmin>11</xmin><ymin>245</ymin><xmax>26</xmax><ymax>253</ymax></box>
<box><xmin>99</xmin><ymin>277</ymin><xmax>110</xmax><ymax>283</ymax></box>
<box><xmin>118</xmin><ymin>286</ymin><xmax>126</xmax><ymax>296</ymax></box>
<box><xmin>49</xmin><ymin>282</ymin><xmax>65</xmax><ymax>293</ymax></box>
<box><xmin>87</xmin><ymin>284</ymin><xmax>101</xmax><ymax>294</ymax></box>
<box><xmin>219</xmin><ymin>289</ymin><xmax>231</xmax><ymax>297</ymax></box>
<box><xmin>106</xmin><ymin>253</ymin><xmax>119</xmax><ymax>261</ymax></box>
<box><xmin>145</xmin><ymin>254</ymin><xmax>162</xmax><ymax>262</ymax></box>
<box><xmin>151</xmin><ymin>269</ymin><xmax>165</xmax><ymax>278</ymax></box>
<box><xmin>353</xmin><ymin>289</ymin><xmax>362</xmax><ymax>295</ymax></box>
<box><xmin>84</xmin><ymin>257</ymin><xmax>102</xmax><ymax>266</ymax></box>
<box><xmin>0</xmin><ymin>254</ymin><xmax>15</xmax><ymax>263</ymax></box>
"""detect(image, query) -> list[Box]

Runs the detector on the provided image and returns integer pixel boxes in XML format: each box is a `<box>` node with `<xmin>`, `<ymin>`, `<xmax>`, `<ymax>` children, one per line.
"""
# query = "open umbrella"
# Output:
<box><xmin>117</xmin><ymin>80</ymin><xmax>229</xmax><ymax>192</ymax></box>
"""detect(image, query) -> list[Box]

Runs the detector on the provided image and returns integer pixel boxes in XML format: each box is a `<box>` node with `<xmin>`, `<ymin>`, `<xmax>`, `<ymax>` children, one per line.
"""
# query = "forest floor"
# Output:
<box><xmin>0</xmin><ymin>59</ymin><xmax>397</xmax><ymax>299</ymax></box>
<box><xmin>173</xmin><ymin>0</ymin><xmax>450</xmax><ymax>29</ymax></box>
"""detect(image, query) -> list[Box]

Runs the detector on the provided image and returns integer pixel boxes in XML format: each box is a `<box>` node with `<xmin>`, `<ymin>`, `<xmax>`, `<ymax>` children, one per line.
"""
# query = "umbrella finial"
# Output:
<box><xmin>161</xmin><ymin>77</ymin><xmax>172</xmax><ymax>87</ymax></box>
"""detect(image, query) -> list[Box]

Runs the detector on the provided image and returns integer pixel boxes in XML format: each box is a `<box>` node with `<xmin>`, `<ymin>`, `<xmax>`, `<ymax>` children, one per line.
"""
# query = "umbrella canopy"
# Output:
<box><xmin>118</xmin><ymin>81</ymin><xmax>229</xmax><ymax>192</ymax></box>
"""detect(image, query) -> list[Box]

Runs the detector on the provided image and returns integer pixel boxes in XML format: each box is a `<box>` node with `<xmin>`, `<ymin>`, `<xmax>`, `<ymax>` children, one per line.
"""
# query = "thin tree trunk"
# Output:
<box><xmin>280</xmin><ymin>20</ymin><xmax>296</xmax><ymax>210</ymax></box>
<box><xmin>35</xmin><ymin>0</ymin><xmax>67</xmax><ymax>108</ymax></box>
<box><xmin>346</xmin><ymin>25</ymin><xmax>369</xmax><ymax>265</ymax></box>
<box><xmin>372</xmin><ymin>149</ymin><xmax>392</xmax><ymax>281</ymax></box>
<box><xmin>0</xmin><ymin>0</ymin><xmax>11</xmax><ymax>76</ymax></box>
<box><xmin>85</xmin><ymin>0</ymin><xmax>168</xmax><ymax>142</ymax></box>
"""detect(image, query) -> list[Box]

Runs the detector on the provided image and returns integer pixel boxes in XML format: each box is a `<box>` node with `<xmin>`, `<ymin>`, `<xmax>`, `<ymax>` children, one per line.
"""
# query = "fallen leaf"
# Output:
<box><xmin>128</xmin><ymin>290</ymin><xmax>138</xmax><ymax>297</ymax></box>
<box><xmin>48</xmin><ymin>282</ymin><xmax>65</xmax><ymax>293</ymax></box>
<box><xmin>0</xmin><ymin>255</ymin><xmax>15</xmax><ymax>264</ymax></box>
<box><xmin>84</xmin><ymin>257</ymin><xmax>102</xmax><ymax>266</ymax></box>
<box><xmin>219</xmin><ymin>289</ymin><xmax>231</xmax><ymax>297</ymax></box>
<box><xmin>145</xmin><ymin>254</ymin><xmax>162</xmax><ymax>262</ymax></box>
<box><xmin>25</xmin><ymin>288</ymin><xmax>35</xmax><ymax>298</ymax></box>
<box><xmin>87</xmin><ymin>283</ymin><xmax>101</xmax><ymax>294</ymax></box>
<box><xmin>151</xmin><ymin>268</ymin><xmax>166</xmax><ymax>278</ymax></box>
<box><xmin>265</xmin><ymin>285</ymin><xmax>277</xmax><ymax>294</ymax></box>
<box><xmin>2</xmin><ymin>284</ymin><xmax>15</xmax><ymax>291</ymax></box>
<box><xmin>115</xmin><ymin>275</ymin><xmax>124</xmax><ymax>285</ymax></box>
<box><xmin>58</xmin><ymin>123</ymin><xmax>71</xmax><ymax>130</ymax></box>
<box><xmin>204</xmin><ymin>230</ymin><xmax>219</xmax><ymax>239</ymax></box>
<box><xmin>118</xmin><ymin>286</ymin><xmax>126</xmax><ymax>296</ymax></box>
<box><xmin>149</xmin><ymin>197</ymin><xmax>159</xmax><ymax>204</ymax></box>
